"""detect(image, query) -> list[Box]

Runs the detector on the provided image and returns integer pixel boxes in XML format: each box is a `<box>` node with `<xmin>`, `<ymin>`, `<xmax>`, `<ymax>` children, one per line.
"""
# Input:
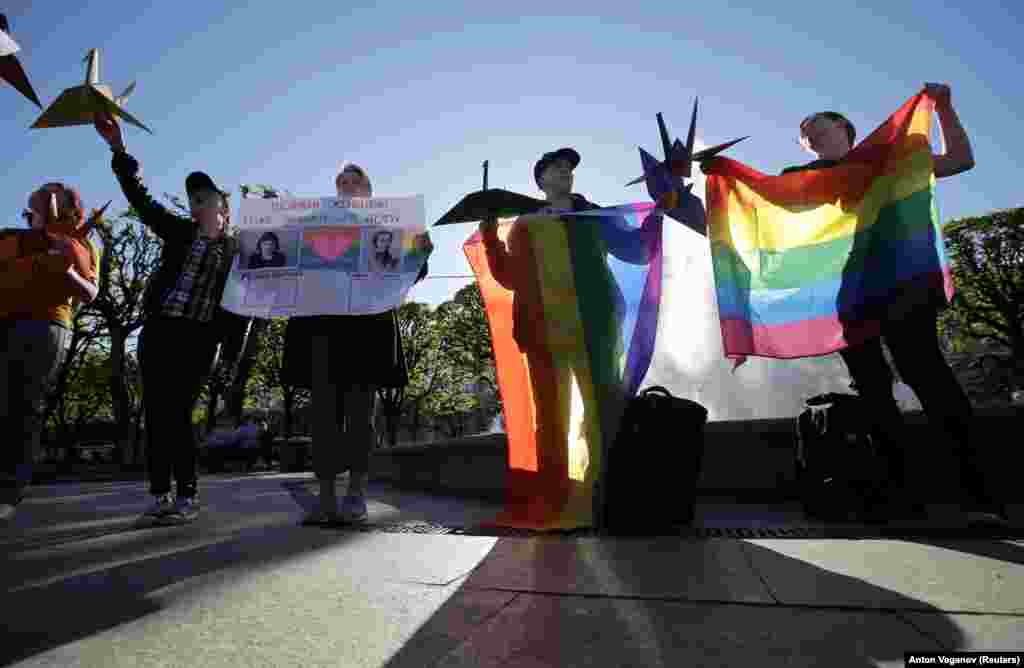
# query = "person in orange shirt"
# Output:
<box><xmin>1</xmin><ymin>183</ymin><xmax>99</xmax><ymax>520</ymax></box>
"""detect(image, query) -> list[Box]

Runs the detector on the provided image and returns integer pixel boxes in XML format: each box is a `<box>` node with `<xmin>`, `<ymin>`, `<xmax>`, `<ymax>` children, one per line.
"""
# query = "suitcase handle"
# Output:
<box><xmin>640</xmin><ymin>385</ymin><xmax>674</xmax><ymax>399</ymax></box>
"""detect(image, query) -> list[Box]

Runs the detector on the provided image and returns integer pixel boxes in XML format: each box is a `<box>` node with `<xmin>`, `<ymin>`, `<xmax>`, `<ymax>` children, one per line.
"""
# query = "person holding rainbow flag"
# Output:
<box><xmin>702</xmin><ymin>82</ymin><xmax>1008</xmax><ymax>527</ymax></box>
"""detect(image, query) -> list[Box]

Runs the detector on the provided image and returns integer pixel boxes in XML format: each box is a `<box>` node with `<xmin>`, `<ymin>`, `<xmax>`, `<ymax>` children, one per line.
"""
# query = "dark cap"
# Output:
<box><xmin>185</xmin><ymin>171</ymin><xmax>227</xmax><ymax>198</ymax></box>
<box><xmin>534</xmin><ymin>148</ymin><xmax>580</xmax><ymax>186</ymax></box>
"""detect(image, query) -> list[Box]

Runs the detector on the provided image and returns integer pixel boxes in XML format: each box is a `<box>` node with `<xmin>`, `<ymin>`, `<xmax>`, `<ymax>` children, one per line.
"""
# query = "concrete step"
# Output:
<box><xmin>368</xmin><ymin>406</ymin><xmax>1024</xmax><ymax>503</ymax></box>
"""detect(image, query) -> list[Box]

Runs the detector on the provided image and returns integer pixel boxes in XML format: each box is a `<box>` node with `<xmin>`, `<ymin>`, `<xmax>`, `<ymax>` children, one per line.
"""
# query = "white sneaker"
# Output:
<box><xmin>160</xmin><ymin>495</ymin><xmax>200</xmax><ymax>524</ymax></box>
<box><xmin>142</xmin><ymin>493</ymin><xmax>175</xmax><ymax>519</ymax></box>
<box><xmin>339</xmin><ymin>495</ymin><xmax>368</xmax><ymax>523</ymax></box>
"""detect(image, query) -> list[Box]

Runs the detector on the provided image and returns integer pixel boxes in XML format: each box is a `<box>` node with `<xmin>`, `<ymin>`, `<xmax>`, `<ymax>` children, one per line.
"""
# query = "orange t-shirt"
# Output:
<box><xmin>0</xmin><ymin>227</ymin><xmax>100</xmax><ymax>328</ymax></box>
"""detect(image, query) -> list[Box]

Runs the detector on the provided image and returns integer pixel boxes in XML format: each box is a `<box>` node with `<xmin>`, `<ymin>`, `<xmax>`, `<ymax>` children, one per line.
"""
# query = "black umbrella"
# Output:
<box><xmin>434</xmin><ymin>160</ymin><xmax>547</xmax><ymax>226</ymax></box>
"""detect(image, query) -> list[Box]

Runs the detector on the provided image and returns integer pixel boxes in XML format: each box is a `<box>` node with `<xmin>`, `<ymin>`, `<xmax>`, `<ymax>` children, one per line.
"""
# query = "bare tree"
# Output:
<box><xmin>87</xmin><ymin>209</ymin><xmax>163</xmax><ymax>466</ymax></box>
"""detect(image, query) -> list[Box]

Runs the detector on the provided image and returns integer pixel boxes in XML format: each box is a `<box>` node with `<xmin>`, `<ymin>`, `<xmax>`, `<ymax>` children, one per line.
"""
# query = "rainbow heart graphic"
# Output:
<box><xmin>304</xmin><ymin>228</ymin><xmax>360</xmax><ymax>261</ymax></box>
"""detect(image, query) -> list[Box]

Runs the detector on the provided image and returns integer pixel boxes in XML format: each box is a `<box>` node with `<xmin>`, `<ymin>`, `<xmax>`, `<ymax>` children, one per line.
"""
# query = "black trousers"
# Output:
<box><xmin>139</xmin><ymin>316</ymin><xmax>218</xmax><ymax>497</ymax></box>
<box><xmin>1</xmin><ymin>320</ymin><xmax>69</xmax><ymax>489</ymax></box>
<box><xmin>838</xmin><ymin>307</ymin><xmax>993</xmax><ymax>505</ymax></box>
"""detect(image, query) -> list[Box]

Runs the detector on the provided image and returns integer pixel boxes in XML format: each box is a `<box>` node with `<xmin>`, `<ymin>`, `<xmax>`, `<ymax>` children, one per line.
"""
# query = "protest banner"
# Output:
<box><xmin>221</xmin><ymin>194</ymin><xmax>429</xmax><ymax>317</ymax></box>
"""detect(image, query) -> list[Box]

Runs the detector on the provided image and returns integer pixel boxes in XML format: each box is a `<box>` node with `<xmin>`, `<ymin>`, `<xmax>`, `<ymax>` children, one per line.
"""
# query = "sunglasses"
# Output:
<box><xmin>21</xmin><ymin>209</ymin><xmax>35</xmax><ymax>225</ymax></box>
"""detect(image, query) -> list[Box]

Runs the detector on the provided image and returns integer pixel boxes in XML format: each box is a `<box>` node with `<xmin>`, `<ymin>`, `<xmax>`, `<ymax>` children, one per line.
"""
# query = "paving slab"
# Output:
<box><xmin>461</xmin><ymin>537</ymin><xmax>774</xmax><ymax>603</ymax></box>
<box><xmin>741</xmin><ymin>539</ymin><xmax>1024</xmax><ymax>614</ymax></box>
<box><xmin>7</xmin><ymin>547</ymin><xmax>470</xmax><ymax>668</ymax></box>
<box><xmin>5</xmin><ymin>475</ymin><xmax>1024</xmax><ymax>667</ymax></box>
<box><xmin>394</xmin><ymin>592</ymin><xmax>950</xmax><ymax>668</ymax></box>
<box><xmin>2</xmin><ymin>476</ymin><xmax>501</xmax><ymax>592</ymax></box>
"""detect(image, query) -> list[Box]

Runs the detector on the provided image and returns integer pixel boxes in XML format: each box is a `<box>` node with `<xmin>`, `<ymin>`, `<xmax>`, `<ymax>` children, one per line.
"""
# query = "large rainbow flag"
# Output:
<box><xmin>704</xmin><ymin>91</ymin><xmax>954</xmax><ymax>364</ymax></box>
<box><xmin>464</xmin><ymin>204</ymin><xmax>663</xmax><ymax>530</ymax></box>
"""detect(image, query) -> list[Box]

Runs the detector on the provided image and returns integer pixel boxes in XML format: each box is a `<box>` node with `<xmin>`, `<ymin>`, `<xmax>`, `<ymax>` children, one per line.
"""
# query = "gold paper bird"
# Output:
<box><xmin>31</xmin><ymin>48</ymin><xmax>152</xmax><ymax>133</ymax></box>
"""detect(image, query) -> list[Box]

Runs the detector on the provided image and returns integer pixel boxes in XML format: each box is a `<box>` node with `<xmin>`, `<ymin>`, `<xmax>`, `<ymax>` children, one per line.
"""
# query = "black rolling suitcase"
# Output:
<box><xmin>602</xmin><ymin>386</ymin><xmax>708</xmax><ymax>534</ymax></box>
<box><xmin>794</xmin><ymin>393</ymin><xmax>886</xmax><ymax>522</ymax></box>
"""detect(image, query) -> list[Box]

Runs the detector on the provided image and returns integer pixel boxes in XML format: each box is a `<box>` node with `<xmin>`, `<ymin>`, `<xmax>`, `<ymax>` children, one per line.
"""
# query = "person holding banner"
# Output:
<box><xmin>780</xmin><ymin>84</ymin><xmax>1006</xmax><ymax>526</ymax></box>
<box><xmin>286</xmin><ymin>163</ymin><xmax>431</xmax><ymax>525</ymax></box>
<box><xmin>95</xmin><ymin>110</ymin><xmax>243</xmax><ymax>525</ymax></box>
<box><xmin>1</xmin><ymin>184</ymin><xmax>100</xmax><ymax>520</ymax></box>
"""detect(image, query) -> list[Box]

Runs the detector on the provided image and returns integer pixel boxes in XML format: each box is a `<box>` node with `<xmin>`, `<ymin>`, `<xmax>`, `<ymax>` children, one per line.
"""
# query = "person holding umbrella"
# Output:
<box><xmin>476</xmin><ymin>148</ymin><xmax>657</xmax><ymax>528</ymax></box>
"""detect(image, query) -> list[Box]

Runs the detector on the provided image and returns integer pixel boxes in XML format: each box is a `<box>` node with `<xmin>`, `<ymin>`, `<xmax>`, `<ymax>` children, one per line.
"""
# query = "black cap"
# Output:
<box><xmin>185</xmin><ymin>171</ymin><xmax>227</xmax><ymax>198</ymax></box>
<box><xmin>533</xmin><ymin>148</ymin><xmax>580</xmax><ymax>186</ymax></box>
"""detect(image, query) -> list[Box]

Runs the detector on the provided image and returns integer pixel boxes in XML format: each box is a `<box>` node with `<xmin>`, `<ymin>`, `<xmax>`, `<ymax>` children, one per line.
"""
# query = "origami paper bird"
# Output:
<box><xmin>84</xmin><ymin>199</ymin><xmax>112</xmax><ymax>236</ymax></box>
<box><xmin>31</xmin><ymin>48</ymin><xmax>152</xmax><ymax>133</ymax></box>
<box><xmin>435</xmin><ymin>160</ymin><xmax>547</xmax><ymax>226</ymax></box>
<box><xmin>0</xmin><ymin>13</ymin><xmax>42</xmax><ymax>108</ymax></box>
<box><xmin>627</xmin><ymin>99</ymin><xmax>746</xmax><ymax>234</ymax></box>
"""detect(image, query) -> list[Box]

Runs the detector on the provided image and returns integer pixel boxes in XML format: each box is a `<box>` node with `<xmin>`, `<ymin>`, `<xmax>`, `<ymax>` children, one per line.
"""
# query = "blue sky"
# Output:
<box><xmin>4</xmin><ymin>1</ymin><xmax>1022</xmax><ymax>307</ymax></box>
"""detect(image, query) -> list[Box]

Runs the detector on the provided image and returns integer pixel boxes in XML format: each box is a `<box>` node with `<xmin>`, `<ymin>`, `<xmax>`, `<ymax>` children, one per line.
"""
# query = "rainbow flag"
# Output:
<box><xmin>704</xmin><ymin>91</ymin><xmax>954</xmax><ymax>364</ymax></box>
<box><xmin>464</xmin><ymin>203</ymin><xmax>663</xmax><ymax>530</ymax></box>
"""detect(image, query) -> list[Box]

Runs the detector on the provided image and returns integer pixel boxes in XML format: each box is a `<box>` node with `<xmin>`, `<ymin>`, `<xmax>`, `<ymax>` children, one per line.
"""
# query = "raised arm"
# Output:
<box><xmin>597</xmin><ymin>211</ymin><xmax>655</xmax><ymax>265</ymax></box>
<box><xmin>96</xmin><ymin>110</ymin><xmax>191</xmax><ymax>243</ymax></box>
<box><xmin>479</xmin><ymin>217</ymin><xmax>518</xmax><ymax>289</ymax></box>
<box><xmin>926</xmin><ymin>83</ymin><xmax>975</xmax><ymax>179</ymax></box>
<box><xmin>110</xmin><ymin>151</ymin><xmax>192</xmax><ymax>243</ymax></box>
<box><xmin>574</xmin><ymin>197</ymin><xmax>654</xmax><ymax>266</ymax></box>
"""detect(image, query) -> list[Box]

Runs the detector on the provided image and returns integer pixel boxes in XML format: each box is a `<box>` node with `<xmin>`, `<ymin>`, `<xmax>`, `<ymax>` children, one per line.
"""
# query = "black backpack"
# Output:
<box><xmin>794</xmin><ymin>393</ymin><xmax>885</xmax><ymax>522</ymax></box>
<box><xmin>602</xmin><ymin>386</ymin><xmax>708</xmax><ymax>534</ymax></box>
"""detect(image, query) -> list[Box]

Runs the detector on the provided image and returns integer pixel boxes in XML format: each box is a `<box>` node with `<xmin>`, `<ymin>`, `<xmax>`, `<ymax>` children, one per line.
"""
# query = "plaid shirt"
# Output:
<box><xmin>111</xmin><ymin>150</ymin><xmax>240</xmax><ymax>325</ymax></box>
<box><xmin>159</xmin><ymin>236</ymin><xmax>229</xmax><ymax>322</ymax></box>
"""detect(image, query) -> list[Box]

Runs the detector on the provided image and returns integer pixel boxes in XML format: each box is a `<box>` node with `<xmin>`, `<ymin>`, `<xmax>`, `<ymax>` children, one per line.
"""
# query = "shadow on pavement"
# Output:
<box><xmin>0</xmin><ymin>520</ymin><xmax>364</xmax><ymax>665</ymax></box>
<box><xmin>384</xmin><ymin>539</ymin><xmax>967</xmax><ymax>667</ymax></box>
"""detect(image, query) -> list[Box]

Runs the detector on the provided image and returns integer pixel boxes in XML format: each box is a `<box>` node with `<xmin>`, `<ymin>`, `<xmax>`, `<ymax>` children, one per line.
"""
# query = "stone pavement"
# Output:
<box><xmin>2</xmin><ymin>473</ymin><xmax>1023</xmax><ymax>667</ymax></box>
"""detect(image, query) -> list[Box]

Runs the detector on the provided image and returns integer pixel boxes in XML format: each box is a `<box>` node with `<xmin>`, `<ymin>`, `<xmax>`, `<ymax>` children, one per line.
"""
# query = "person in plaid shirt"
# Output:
<box><xmin>95</xmin><ymin>110</ymin><xmax>242</xmax><ymax>525</ymax></box>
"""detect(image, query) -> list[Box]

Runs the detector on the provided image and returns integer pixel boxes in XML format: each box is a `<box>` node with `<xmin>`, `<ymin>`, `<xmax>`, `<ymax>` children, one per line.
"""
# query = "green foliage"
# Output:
<box><xmin>248</xmin><ymin>317</ymin><xmax>310</xmax><ymax>437</ymax></box>
<box><xmin>426</xmin><ymin>282</ymin><xmax>500</xmax><ymax>436</ymax></box>
<box><xmin>939</xmin><ymin>208</ymin><xmax>1024</xmax><ymax>360</ymax></box>
<box><xmin>442</xmin><ymin>282</ymin><xmax>497</xmax><ymax>391</ymax></box>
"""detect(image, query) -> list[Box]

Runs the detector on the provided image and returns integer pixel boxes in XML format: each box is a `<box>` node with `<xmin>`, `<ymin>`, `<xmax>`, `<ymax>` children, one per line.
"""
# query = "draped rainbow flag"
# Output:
<box><xmin>464</xmin><ymin>203</ymin><xmax>663</xmax><ymax>530</ymax></box>
<box><xmin>704</xmin><ymin>91</ymin><xmax>954</xmax><ymax>364</ymax></box>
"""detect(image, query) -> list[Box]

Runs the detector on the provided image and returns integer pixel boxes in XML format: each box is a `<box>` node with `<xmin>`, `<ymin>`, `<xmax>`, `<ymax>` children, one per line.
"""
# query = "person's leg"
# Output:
<box><xmin>5</xmin><ymin>322</ymin><xmax>67</xmax><ymax>494</ymax></box>
<box><xmin>139</xmin><ymin>320</ymin><xmax>183</xmax><ymax>520</ymax></box>
<box><xmin>1</xmin><ymin>322</ymin><xmax>23</xmax><ymax>497</ymax></box>
<box><xmin>342</xmin><ymin>384</ymin><xmax>375</xmax><ymax>493</ymax></box>
<box><xmin>524</xmin><ymin>348</ymin><xmax>575</xmax><ymax>525</ymax></box>
<box><xmin>21</xmin><ymin>323</ymin><xmax>69</xmax><ymax>486</ymax></box>
<box><xmin>838</xmin><ymin>337</ymin><xmax>906</xmax><ymax>491</ymax></box>
<box><xmin>0</xmin><ymin>325</ymin><xmax>15</xmax><ymax>518</ymax></box>
<box><xmin>171</xmin><ymin>322</ymin><xmax>218</xmax><ymax>501</ymax></box>
<box><xmin>338</xmin><ymin>384</ymin><xmax>375</xmax><ymax>521</ymax></box>
<box><xmin>305</xmin><ymin>331</ymin><xmax>344</xmax><ymax>522</ymax></box>
<box><xmin>883</xmin><ymin>309</ymin><xmax>1001</xmax><ymax>516</ymax></box>
<box><xmin>565</xmin><ymin>347</ymin><xmax>606</xmax><ymax>529</ymax></box>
